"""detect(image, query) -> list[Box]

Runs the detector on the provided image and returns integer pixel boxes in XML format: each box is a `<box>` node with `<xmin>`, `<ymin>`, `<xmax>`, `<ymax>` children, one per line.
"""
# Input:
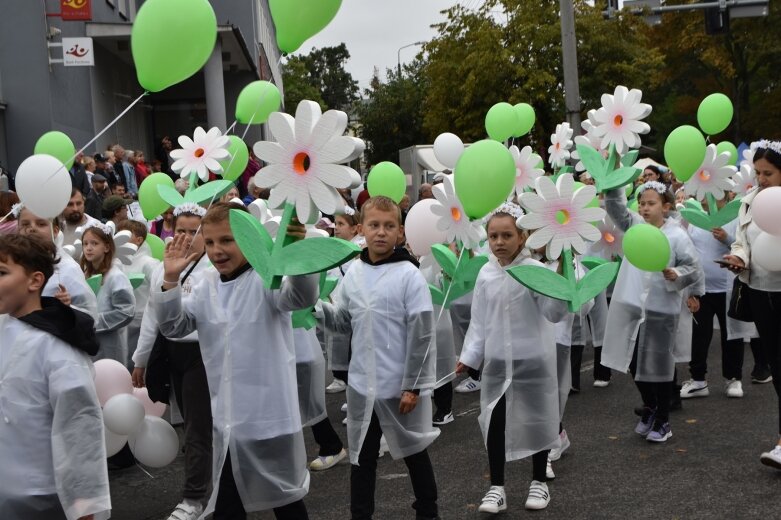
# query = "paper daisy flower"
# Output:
<box><xmin>731</xmin><ymin>163</ymin><xmax>757</xmax><ymax>196</ymax></box>
<box><xmin>684</xmin><ymin>144</ymin><xmax>736</xmax><ymax>201</ymax></box>
<box><xmin>509</xmin><ymin>145</ymin><xmax>544</xmax><ymax>197</ymax></box>
<box><xmin>590</xmin><ymin>215</ymin><xmax>623</xmax><ymax>259</ymax></box>
<box><xmin>113</xmin><ymin>230</ymin><xmax>139</xmax><ymax>266</ymax></box>
<box><xmin>548</xmin><ymin>123</ymin><xmax>574</xmax><ymax>169</ymax></box>
<box><xmin>430</xmin><ymin>174</ymin><xmax>486</xmax><ymax>249</ymax></box>
<box><xmin>572</xmin><ymin>116</ymin><xmax>604</xmax><ymax>172</ymax></box>
<box><xmin>170</xmin><ymin>127</ymin><xmax>232</xmax><ymax>182</ymax></box>
<box><xmin>590</xmin><ymin>85</ymin><xmax>651</xmax><ymax>155</ymax></box>
<box><xmin>252</xmin><ymin>100</ymin><xmax>363</xmax><ymax>223</ymax></box>
<box><xmin>518</xmin><ymin>174</ymin><xmax>605</xmax><ymax>259</ymax></box>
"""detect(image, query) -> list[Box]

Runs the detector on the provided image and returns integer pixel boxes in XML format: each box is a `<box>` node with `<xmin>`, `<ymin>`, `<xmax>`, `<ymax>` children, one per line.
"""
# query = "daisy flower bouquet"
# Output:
<box><xmin>678</xmin><ymin>143</ymin><xmax>741</xmax><ymax>231</ymax></box>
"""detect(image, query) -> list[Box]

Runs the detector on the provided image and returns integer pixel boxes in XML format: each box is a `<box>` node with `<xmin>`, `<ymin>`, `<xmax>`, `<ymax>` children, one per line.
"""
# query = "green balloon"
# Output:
<box><xmin>131</xmin><ymin>0</ymin><xmax>217</xmax><ymax>92</ymax></box>
<box><xmin>716</xmin><ymin>141</ymin><xmax>738</xmax><ymax>165</ymax></box>
<box><xmin>269</xmin><ymin>0</ymin><xmax>343</xmax><ymax>54</ymax></box>
<box><xmin>235</xmin><ymin>81</ymin><xmax>282</xmax><ymax>125</ymax></box>
<box><xmin>623</xmin><ymin>223</ymin><xmax>670</xmax><ymax>272</ymax></box>
<box><xmin>454</xmin><ymin>140</ymin><xmax>516</xmax><ymax>219</ymax></box>
<box><xmin>629</xmin><ymin>198</ymin><xmax>639</xmax><ymax>213</ymax></box>
<box><xmin>220</xmin><ymin>136</ymin><xmax>250</xmax><ymax>182</ymax></box>
<box><xmin>697</xmin><ymin>93</ymin><xmax>733</xmax><ymax>135</ymax></box>
<box><xmin>664</xmin><ymin>125</ymin><xmax>706</xmax><ymax>182</ymax></box>
<box><xmin>138</xmin><ymin>172</ymin><xmax>175</xmax><ymax>220</ymax></box>
<box><xmin>513</xmin><ymin>103</ymin><xmax>535</xmax><ymax>137</ymax></box>
<box><xmin>367</xmin><ymin>162</ymin><xmax>406</xmax><ymax>203</ymax></box>
<box><xmin>485</xmin><ymin>102</ymin><xmax>519</xmax><ymax>142</ymax></box>
<box><xmin>145</xmin><ymin>234</ymin><xmax>165</xmax><ymax>262</ymax></box>
<box><xmin>34</xmin><ymin>131</ymin><xmax>75</xmax><ymax>170</ymax></box>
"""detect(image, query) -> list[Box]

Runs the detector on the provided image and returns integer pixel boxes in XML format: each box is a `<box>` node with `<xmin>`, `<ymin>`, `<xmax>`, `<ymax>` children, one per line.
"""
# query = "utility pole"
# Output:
<box><xmin>559</xmin><ymin>0</ymin><xmax>582</xmax><ymax>132</ymax></box>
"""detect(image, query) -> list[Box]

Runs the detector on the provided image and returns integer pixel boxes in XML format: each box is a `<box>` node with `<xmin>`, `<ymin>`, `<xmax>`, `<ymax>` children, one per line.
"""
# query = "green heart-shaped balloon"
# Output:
<box><xmin>131</xmin><ymin>0</ymin><xmax>217</xmax><ymax>92</ymax></box>
<box><xmin>269</xmin><ymin>0</ymin><xmax>343</xmax><ymax>54</ymax></box>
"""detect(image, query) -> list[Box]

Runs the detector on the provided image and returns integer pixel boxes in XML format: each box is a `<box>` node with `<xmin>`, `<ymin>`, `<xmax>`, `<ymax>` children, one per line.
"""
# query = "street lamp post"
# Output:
<box><xmin>397</xmin><ymin>41</ymin><xmax>425</xmax><ymax>76</ymax></box>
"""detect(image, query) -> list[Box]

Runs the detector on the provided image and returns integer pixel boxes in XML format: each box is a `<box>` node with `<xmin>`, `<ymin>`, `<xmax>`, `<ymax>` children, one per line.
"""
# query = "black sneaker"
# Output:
<box><xmin>752</xmin><ymin>367</ymin><xmax>773</xmax><ymax>384</ymax></box>
<box><xmin>432</xmin><ymin>410</ymin><xmax>454</xmax><ymax>426</ymax></box>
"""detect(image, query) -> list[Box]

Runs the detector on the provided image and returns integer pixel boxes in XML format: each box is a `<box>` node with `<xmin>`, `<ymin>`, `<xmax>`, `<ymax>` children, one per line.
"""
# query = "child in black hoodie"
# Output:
<box><xmin>0</xmin><ymin>234</ymin><xmax>109</xmax><ymax>520</ymax></box>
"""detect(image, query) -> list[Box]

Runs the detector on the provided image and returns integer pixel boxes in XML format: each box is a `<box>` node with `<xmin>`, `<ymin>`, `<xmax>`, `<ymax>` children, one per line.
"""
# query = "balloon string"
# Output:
<box><xmin>43</xmin><ymin>91</ymin><xmax>150</xmax><ymax>184</ymax></box>
<box><xmin>0</xmin><ymin>210</ymin><xmax>12</xmax><ymax>224</ymax></box>
<box><xmin>135</xmin><ymin>462</ymin><xmax>155</xmax><ymax>479</ymax></box>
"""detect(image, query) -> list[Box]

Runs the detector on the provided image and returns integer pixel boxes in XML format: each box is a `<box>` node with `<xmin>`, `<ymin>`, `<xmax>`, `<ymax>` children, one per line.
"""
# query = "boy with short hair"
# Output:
<box><xmin>0</xmin><ymin>234</ymin><xmax>109</xmax><ymax>519</ymax></box>
<box><xmin>320</xmin><ymin>196</ymin><xmax>440</xmax><ymax>520</ymax></box>
<box><xmin>152</xmin><ymin>202</ymin><xmax>318</xmax><ymax>519</ymax></box>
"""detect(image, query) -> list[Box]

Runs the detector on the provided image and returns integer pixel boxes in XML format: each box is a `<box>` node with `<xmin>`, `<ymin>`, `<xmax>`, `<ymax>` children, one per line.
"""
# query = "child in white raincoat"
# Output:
<box><xmin>457</xmin><ymin>204</ymin><xmax>568</xmax><ymax>514</ymax></box>
<box><xmin>0</xmin><ymin>234</ymin><xmax>110</xmax><ymax>520</ymax></box>
<box><xmin>602</xmin><ymin>181</ymin><xmax>702</xmax><ymax>443</ymax></box>
<box><xmin>320</xmin><ymin>196</ymin><xmax>440</xmax><ymax>520</ymax></box>
<box><xmin>152</xmin><ymin>202</ymin><xmax>318</xmax><ymax>519</ymax></box>
<box><xmin>80</xmin><ymin>222</ymin><xmax>135</xmax><ymax>364</ymax></box>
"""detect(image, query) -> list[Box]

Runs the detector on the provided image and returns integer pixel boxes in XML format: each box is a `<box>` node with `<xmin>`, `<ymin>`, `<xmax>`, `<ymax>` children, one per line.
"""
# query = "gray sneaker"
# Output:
<box><xmin>646</xmin><ymin>421</ymin><xmax>672</xmax><ymax>443</ymax></box>
<box><xmin>634</xmin><ymin>408</ymin><xmax>655</xmax><ymax>436</ymax></box>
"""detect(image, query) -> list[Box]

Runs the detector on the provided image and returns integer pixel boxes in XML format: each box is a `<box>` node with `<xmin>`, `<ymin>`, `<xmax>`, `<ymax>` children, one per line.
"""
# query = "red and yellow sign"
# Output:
<box><xmin>61</xmin><ymin>0</ymin><xmax>91</xmax><ymax>21</ymax></box>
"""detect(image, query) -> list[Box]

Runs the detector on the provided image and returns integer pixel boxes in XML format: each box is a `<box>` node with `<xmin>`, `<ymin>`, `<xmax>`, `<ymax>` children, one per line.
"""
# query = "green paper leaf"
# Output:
<box><xmin>581</xmin><ymin>256</ymin><xmax>609</xmax><ymax>271</ymax></box>
<box><xmin>680</xmin><ymin>208</ymin><xmax>713</xmax><ymax>231</ymax></box>
<box><xmin>621</xmin><ymin>150</ymin><xmax>639</xmax><ymax>168</ymax></box>
<box><xmin>452</xmin><ymin>255</ymin><xmax>489</xmax><ymax>287</ymax></box>
<box><xmin>430</xmin><ymin>244</ymin><xmax>458</xmax><ymax>276</ymax></box>
<box><xmin>575</xmin><ymin>262</ymin><xmax>620</xmax><ymax>306</ymax></box>
<box><xmin>576</xmin><ymin>144</ymin><xmax>606</xmax><ymax>180</ymax></box>
<box><xmin>507</xmin><ymin>264</ymin><xmax>573</xmax><ymax>301</ymax></box>
<box><xmin>86</xmin><ymin>274</ymin><xmax>102</xmax><ymax>296</ymax></box>
<box><xmin>277</xmin><ymin>238</ymin><xmax>361</xmax><ymax>276</ymax></box>
<box><xmin>429</xmin><ymin>284</ymin><xmax>446</xmax><ymax>307</ymax></box>
<box><xmin>186</xmin><ymin>180</ymin><xmax>235</xmax><ymax>205</ymax></box>
<box><xmin>128</xmin><ymin>273</ymin><xmax>146</xmax><ymax>290</ymax></box>
<box><xmin>710</xmin><ymin>199</ymin><xmax>741</xmax><ymax>228</ymax></box>
<box><xmin>684</xmin><ymin>199</ymin><xmax>704</xmax><ymax>212</ymax></box>
<box><xmin>599</xmin><ymin>166</ymin><xmax>641</xmax><ymax>192</ymax></box>
<box><xmin>292</xmin><ymin>309</ymin><xmax>317</xmax><ymax>330</ymax></box>
<box><xmin>320</xmin><ymin>276</ymin><xmax>338</xmax><ymax>301</ymax></box>
<box><xmin>157</xmin><ymin>184</ymin><xmax>185</xmax><ymax>209</ymax></box>
<box><xmin>230</xmin><ymin>209</ymin><xmax>274</xmax><ymax>284</ymax></box>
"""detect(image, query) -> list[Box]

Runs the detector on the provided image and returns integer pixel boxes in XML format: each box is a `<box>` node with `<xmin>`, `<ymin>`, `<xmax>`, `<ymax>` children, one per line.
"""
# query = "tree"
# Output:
<box><xmin>356</xmin><ymin>60</ymin><xmax>429</xmax><ymax>166</ymax></box>
<box><xmin>281</xmin><ymin>57</ymin><xmax>326</xmax><ymax>112</ymax></box>
<box><xmin>282</xmin><ymin>43</ymin><xmax>360</xmax><ymax>112</ymax></box>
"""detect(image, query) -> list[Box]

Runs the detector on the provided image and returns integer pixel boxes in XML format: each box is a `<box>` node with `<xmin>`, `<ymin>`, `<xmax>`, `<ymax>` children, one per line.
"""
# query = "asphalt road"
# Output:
<box><xmin>111</xmin><ymin>338</ymin><xmax>781</xmax><ymax>519</ymax></box>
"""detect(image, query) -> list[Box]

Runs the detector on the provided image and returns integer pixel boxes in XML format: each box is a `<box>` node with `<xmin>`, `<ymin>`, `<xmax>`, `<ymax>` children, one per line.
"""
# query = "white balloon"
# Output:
<box><xmin>104</xmin><ymin>428</ymin><xmax>128</xmax><ymax>457</ymax></box>
<box><xmin>15</xmin><ymin>154</ymin><xmax>72</xmax><ymax>219</ymax></box>
<box><xmin>406</xmin><ymin>199</ymin><xmax>448</xmax><ymax>257</ymax></box>
<box><xmin>93</xmin><ymin>359</ymin><xmax>133</xmax><ymax>407</ymax></box>
<box><xmin>128</xmin><ymin>416</ymin><xmax>180</xmax><ymax>468</ymax></box>
<box><xmin>752</xmin><ymin>232</ymin><xmax>781</xmax><ymax>272</ymax></box>
<box><xmin>249</xmin><ymin>199</ymin><xmax>273</xmax><ymax>223</ymax></box>
<box><xmin>103</xmin><ymin>393</ymin><xmax>146</xmax><ymax>435</ymax></box>
<box><xmin>433</xmin><ymin>133</ymin><xmax>464</xmax><ymax>170</ymax></box>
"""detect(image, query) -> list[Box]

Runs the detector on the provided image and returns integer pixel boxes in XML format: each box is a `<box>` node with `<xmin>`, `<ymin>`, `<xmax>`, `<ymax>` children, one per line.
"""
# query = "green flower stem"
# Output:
<box><xmin>561</xmin><ymin>248</ymin><xmax>578</xmax><ymax>312</ymax></box>
<box><xmin>274</xmin><ymin>202</ymin><xmax>297</xmax><ymax>254</ymax></box>
<box><xmin>706</xmin><ymin>193</ymin><xmax>718</xmax><ymax>218</ymax></box>
<box><xmin>187</xmin><ymin>172</ymin><xmax>198</xmax><ymax>194</ymax></box>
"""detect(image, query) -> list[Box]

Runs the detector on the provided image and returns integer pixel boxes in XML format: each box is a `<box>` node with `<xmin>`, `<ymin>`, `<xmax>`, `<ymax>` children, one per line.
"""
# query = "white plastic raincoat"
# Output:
<box><xmin>321</xmin><ymin>258</ymin><xmax>438</xmax><ymax>464</ymax></box>
<box><xmin>460</xmin><ymin>254</ymin><xmax>569</xmax><ymax>461</ymax></box>
<box><xmin>293</xmin><ymin>327</ymin><xmax>327</xmax><ymax>427</ymax></box>
<box><xmin>421</xmin><ymin>264</ymin><xmax>457</xmax><ymax>388</ymax></box>
<box><xmin>121</xmin><ymin>243</ymin><xmax>160</xmax><ymax>366</ymax></box>
<box><xmin>152</xmin><ymin>268</ymin><xmax>318</xmax><ymax>513</ymax></box>
<box><xmin>602</xmin><ymin>190</ymin><xmax>702</xmax><ymax>381</ymax></box>
<box><xmin>93</xmin><ymin>266</ymin><xmax>135</xmax><ymax>364</ymax></box>
<box><xmin>0</xmin><ymin>316</ymin><xmax>110</xmax><ymax>520</ymax></box>
<box><xmin>43</xmin><ymin>252</ymin><xmax>97</xmax><ymax>319</ymax></box>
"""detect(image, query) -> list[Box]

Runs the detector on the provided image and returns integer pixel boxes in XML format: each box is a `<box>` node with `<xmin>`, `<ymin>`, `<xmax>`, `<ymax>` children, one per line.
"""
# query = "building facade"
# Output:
<box><xmin>0</xmin><ymin>0</ymin><xmax>283</xmax><ymax>174</ymax></box>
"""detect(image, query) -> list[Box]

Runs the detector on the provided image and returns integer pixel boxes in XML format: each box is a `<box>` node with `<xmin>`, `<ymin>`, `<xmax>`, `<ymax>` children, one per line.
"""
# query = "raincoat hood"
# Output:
<box><xmin>18</xmin><ymin>297</ymin><xmax>100</xmax><ymax>356</ymax></box>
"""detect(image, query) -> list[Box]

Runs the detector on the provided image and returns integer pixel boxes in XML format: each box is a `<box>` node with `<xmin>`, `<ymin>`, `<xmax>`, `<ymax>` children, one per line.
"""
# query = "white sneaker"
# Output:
<box><xmin>342</xmin><ymin>417</ymin><xmax>347</xmax><ymax>425</ymax></box>
<box><xmin>680</xmin><ymin>379</ymin><xmax>709</xmax><ymax>399</ymax></box>
<box><xmin>546</xmin><ymin>458</ymin><xmax>556</xmax><ymax>480</ymax></box>
<box><xmin>478</xmin><ymin>485</ymin><xmax>507</xmax><ymax>513</ymax></box>
<box><xmin>326</xmin><ymin>378</ymin><xmax>347</xmax><ymax>393</ymax></box>
<box><xmin>548</xmin><ymin>430</ymin><xmax>571</xmax><ymax>461</ymax></box>
<box><xmin>167</xmin><ymin>500</ymin><xmax>203</xmax><ymax>520</ymax></box>
<box><xmin>309</xmin><ymin>448</ymin><xmax>347</xmax><ymax>471</ymax></box>
<box><xmin>760</xmin><ymin>445</ymin><xmax>781</xmax><ymax>470</ymax></box>
<box><xmin>454</xmin><ymin>376</ymin><xmax>481</xmax><ymax>393</ymax></box>
<box><xmin>726</xmin><ymin>379</ymin><xmax>744</xmax><ymax>398</ymax></box>
<box><xmin>593</xmin><ymin>379</ymin><xmax>610</xmax><ymax>388</ymax></box>
<box><xmin>525</xmin><ymin>480</ymin><xmax>550</xmax><ymax>510</ymax></box>
<box><xmin>340</xmin><ymin>402</ymin><xmax>348</xmax><ymax>413</ymax></box>
<box><xmin>378</xmin><ymin>434</ymin><xmax>389</xmax><ymax>457</ymax></box>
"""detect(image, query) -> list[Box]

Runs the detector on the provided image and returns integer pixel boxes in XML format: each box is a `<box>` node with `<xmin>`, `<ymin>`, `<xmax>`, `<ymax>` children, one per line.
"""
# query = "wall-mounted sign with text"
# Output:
<box><xmin>61</xmin><ymin>0</ymin><xmax>92</xmax><ymax>21</ymax></box>
<box><xmin>62</xmin><ymin>37</ymin><xmax>94</xmax><ymax>66</ymax></box>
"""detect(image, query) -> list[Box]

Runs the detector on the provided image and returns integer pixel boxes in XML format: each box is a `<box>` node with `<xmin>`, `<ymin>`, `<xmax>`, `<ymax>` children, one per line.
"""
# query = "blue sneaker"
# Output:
<box><xmin>646</xmin><ymin>421</ymin><xmax>672</xmax><ymax>443</ymax></box>
<box><xmin>634</xmin><ymin>407</ymin><xmax>655</xmax><ymax>436</ymax></box>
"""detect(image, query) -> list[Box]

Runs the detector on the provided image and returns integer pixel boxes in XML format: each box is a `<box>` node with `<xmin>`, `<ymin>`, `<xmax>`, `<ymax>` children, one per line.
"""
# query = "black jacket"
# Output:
<box><xmin>19</xmin><ymin>297</ymin><xmax>99</xmax><ymax>356</ymax></box>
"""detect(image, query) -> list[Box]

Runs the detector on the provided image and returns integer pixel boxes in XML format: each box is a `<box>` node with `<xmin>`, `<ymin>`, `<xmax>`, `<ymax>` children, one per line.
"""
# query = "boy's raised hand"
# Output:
<box><xmin>162</xmin><ymin>233</ymin><xmax>200</xmax><ymax>285</ymax></box>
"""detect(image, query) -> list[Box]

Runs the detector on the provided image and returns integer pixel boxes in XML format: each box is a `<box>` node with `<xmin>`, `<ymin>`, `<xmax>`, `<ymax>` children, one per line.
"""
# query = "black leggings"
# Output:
<box><xmin>749</xmin><ymin>288</ymin><xmax>781</xmax><ymax>433</ymax></box>
<box><xmin>629</xmin><ymin>343</ymin><xmax>672</xmax><ymax>424</ymax></box>
<box><xmin>310</xmin><ymin>417</ymin><xmax>343</xmax><ymax>457</ymax></box>
<box><xmin>486</xmin><ymin>394</ymin><xmax>549</xmax><ymax>486</ymax></box>
<box><xmin>433</xmin><ymin>382</ymin><xmax>453</xmax><ymax>414</ymax></box>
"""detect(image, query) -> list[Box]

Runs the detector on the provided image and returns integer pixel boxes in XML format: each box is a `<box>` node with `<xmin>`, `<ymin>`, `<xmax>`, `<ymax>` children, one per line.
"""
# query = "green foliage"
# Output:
<box><xmin>428</xmin><ymin>244</ymin><xmax>489</xmax><ymax>309</ymax></box>
<box><xmin>282</xmin><ymin>43</ymin><xmax>359</xmax><ymax>112</ymax></box>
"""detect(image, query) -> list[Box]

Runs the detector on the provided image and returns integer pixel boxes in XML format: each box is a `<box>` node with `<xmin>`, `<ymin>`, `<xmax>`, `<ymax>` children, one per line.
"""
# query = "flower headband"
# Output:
<box><xmin>173</xmin><ymin>202</ymin><xmax>207</xmax><ymax>218</ymax></box>
<box><xmin>343</xmin><ymin>206</ymin><xmax>356</xmax><ymax>216</ymax></box>
<box><xmin>485</xmin><ymin>202</ymin><xmax>525</xmax><ymax>229</ymax></box>
<box><xmin>750</xmin><ymin>139</ymin><xmax>781</xmax><ymax>156</ymax></box>
<box><xmin>636</xmin><ymin>181</ymin><xmax>668</xmax><ymax>196</ymax></box>
<box><xmin>10</xmin><ymin>203</ymin><xmax>23</xmax><ymax>218</ymax></box>
<box><xmin>81</xmin><ymin>220</ymin><xmax>114</xmax><ymax>236</ymax></box>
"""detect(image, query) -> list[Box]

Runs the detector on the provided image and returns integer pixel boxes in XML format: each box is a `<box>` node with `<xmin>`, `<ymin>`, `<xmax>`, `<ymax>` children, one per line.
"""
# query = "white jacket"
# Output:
<box><xmin>731</xmin><ymin>188</ymin><xmax>781</xmax><ymax>291</ymax></box>
<box><xmin>93</xmin><ymin>266</ymin><xmax>135</xmax><ymax>364</ymax></box>
<box><xmin>43</xmin><ymin>252</ymin><xmax>97</xmax><ymax>319</ymax></box>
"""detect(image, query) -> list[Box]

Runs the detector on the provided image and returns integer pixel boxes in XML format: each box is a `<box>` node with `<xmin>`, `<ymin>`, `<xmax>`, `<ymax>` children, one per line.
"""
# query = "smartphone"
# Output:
<box><xmin>714</xmin><ymin>259</ymin><xmax>745</xmax><ymax>270</ymax></box>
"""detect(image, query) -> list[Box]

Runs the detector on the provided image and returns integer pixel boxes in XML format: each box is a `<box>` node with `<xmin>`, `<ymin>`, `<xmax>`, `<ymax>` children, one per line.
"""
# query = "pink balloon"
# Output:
<box><xmin>93</xmin><ymin>359</ymin><xmax>133</xmax><ymax>407</ymax></box>
<box><xmin>752</xmin><ymin>187</ymin><xmax>781</xmax><ymax>237</ymax></box>
<box><xmin>133</xmin><ymin>387</ymin><xmax>167</xmax><ymax>418</ymax></box>
<box><xmin>405</xmin><ymin>199</ymin><xmax>448</xmax><ymax>257</ymax></box>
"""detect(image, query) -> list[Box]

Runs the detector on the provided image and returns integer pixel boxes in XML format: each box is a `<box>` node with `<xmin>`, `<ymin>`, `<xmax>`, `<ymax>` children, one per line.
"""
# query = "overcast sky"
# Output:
<box><xmin>293</xmin><ymin>0</ymin><xmax>483</xmax><ymax>89</ymax></box>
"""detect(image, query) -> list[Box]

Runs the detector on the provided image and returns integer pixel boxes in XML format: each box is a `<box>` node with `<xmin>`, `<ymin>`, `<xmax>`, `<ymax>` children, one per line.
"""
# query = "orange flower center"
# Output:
<box><xmin>194</xmin><ymin>148</ymin><xmax>205</xmax><ymax>158</ymax></box>
<box><xmin>555</xmin><ymin>143</ymin><xmax>561</xmax><ymax>151</ymax></box>
<box><xmin>451</xmin><ymin>207</ymin><xmax>462</xmax><ymax>222</ymax></box>
<box><xmin>604</xmin><ymin>232</ymin><xmax>615</xmax><ymax>244</ymax></box>
<box><xmin>556</xmin><ymin>209</ymin><xmax>570</xmax><ymax>225</ymax></box>
<box><xmin>698</xmin><ymin>170</ymin><xmax>711</xmax><ymax>181</ymax></box>
<box><xmin>614</xmin><ymin>114</ymin><xmax>623</xmax><ymax>127</ymax></box>
<box><xmin>294</xmin><ymin>152</ymin><xmax>311</xmax><ymax>175</ymax></box>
